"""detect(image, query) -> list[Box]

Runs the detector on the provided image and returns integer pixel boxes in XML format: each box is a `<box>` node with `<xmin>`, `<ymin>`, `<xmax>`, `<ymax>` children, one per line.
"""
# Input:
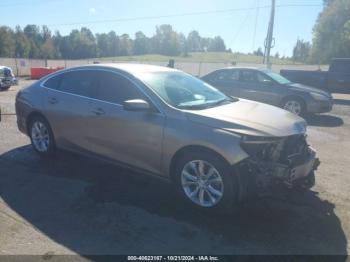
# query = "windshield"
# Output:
<box><xmin>137</xmin><ymin>71</ymin><xmax>234</xmax><ymax>110</ymax></box>
<box><xmin>265</xmin><ymin>71</ymin><xmax>292</xmax><ymax>85</ymax></box>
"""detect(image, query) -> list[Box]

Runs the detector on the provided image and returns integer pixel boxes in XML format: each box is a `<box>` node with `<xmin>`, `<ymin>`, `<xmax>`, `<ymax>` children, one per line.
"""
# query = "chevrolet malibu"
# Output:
<box><xmin>16</xmin><ymin>64</ymin><xmax>319</xmax><ymax>210</ymax></box>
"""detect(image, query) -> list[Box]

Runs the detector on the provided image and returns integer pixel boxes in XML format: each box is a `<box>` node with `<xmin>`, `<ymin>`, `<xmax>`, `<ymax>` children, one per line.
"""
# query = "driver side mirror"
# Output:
<box><xmin>123</xmin><ymin>99</ymin><xmax>151</xmax><ymax>112</ymax></box>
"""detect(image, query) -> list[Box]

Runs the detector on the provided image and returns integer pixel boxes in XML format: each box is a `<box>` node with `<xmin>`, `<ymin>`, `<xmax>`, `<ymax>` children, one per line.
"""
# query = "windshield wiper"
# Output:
<box><xmin>177</xmin><ymin>104</ymin><xmax>208</xmax><ymax>110</ymax></box>
<box><xmin>177</xmin><ymin>97</ymin><xmax>238</xmax><ymax>110</ymax></box>
<box><xmin>210</xmin><ymin>97</ymin><xmax>238</xmax><ymax>107</ymax></box>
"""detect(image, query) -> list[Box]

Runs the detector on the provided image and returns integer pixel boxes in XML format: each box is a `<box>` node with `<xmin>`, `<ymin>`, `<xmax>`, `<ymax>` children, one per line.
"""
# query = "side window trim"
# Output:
<box><xmin>40</xmin><ymin>68</ymin><xmax>163</xmax><ymax>114</ymax></box>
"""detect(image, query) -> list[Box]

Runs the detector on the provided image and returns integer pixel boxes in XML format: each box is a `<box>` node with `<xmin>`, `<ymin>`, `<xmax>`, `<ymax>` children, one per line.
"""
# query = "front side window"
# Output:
<box><xmin>136</xmin><ymin>71</ymin><xmax>232</xmax><ymax>110</ymax></box>
<box><xmin>59</xmin><ymin>71</ymin><xmax>95</xmax><ymax>97</ymax></box>
<box><xmin>93</xmin><ymin>71</ymin><xmax>144</xmax><ymax>104</ymax></box>
<box><xmin>264</xmin><ymin>70</ymin><xmax>291</xmax><ymax>84</ymax></box>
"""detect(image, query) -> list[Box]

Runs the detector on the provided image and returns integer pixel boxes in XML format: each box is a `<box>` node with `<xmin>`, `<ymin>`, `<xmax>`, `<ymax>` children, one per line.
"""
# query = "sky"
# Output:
<box><xmin>1</xmin><ymin>0</ymin><xmax>323</xmax><ymax>56</ymax></box>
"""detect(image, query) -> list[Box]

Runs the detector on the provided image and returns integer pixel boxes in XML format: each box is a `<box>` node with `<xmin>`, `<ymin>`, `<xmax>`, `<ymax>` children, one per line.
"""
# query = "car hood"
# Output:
<box><xmin>185</xmin><ymin>99</ymin><xmax>307</xmax><ymax>137</ymax></box>
<box><xmin>286</xmin><ymin>83</ymin><xmax>331</xmax><ymax>97</ymax></box>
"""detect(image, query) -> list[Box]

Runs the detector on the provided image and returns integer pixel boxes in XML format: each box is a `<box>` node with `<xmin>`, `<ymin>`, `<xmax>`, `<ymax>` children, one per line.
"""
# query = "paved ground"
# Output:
<box><xmin>0</xmin><ymin>79</ymin><xmax>349</xmax><ymax>256</ymax></box>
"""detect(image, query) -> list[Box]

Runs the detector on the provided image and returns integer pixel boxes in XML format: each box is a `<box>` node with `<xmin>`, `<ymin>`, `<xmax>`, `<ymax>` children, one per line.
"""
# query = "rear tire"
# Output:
<box><xmin>28</xmin><ymin>115</ymin><xmax>56</xmax><ymax>157</ymax></box>
<box><xmin>173</xmin><ymin>150</ymin><xmax>239</xmax><ymax>212</ymax></box>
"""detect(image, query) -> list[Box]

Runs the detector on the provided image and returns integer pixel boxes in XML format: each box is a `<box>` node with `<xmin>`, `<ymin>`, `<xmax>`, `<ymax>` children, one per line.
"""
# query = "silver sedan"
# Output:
<box><xmin>16</xmin><ymin>64</ymin><xmax>319</xmax><ymax>210</ymax></box>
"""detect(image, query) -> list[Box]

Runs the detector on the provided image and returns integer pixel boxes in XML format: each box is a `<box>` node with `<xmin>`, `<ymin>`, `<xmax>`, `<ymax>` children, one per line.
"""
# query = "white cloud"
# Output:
<box><xmin>89</xmin><ymin>7</ymin><xmax>96</xmax><ymax>15</ymax></box>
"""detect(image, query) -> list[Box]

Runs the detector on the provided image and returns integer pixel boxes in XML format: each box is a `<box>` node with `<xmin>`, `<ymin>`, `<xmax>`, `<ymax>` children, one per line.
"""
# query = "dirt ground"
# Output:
<box><xmin>0</xmin><ymin>79</ymin><xmax>349</xmax><ymax>256</ymax></box>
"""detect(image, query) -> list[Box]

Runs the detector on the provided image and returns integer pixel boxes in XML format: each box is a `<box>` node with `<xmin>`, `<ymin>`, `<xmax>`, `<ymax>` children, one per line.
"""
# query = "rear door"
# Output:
<box><xmin>43</xmin><ymin>70</ymin><xmax>96</xmax><ymax>151</ymax></box>
<box><xmin>86</xmin><ymin>70</ymin><xmax>165</xmax><ymax>174</ymax></box>
<box><xmin>203</xmin><ymin>70</ymin><xmax>241</xmax><ymax>97</ymax></box>
<box><xmin>238</xmin><ymin>70</ymin><xmax>281</xmax><ymax>105</ymax></box>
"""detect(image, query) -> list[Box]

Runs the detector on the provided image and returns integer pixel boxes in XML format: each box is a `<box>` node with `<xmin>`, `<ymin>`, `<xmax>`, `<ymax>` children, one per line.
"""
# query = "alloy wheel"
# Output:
<box><xmin>283</xmin><ymin>100</ymin><xmax>302</xmax><ymax>115</ymax></box>
<box><xmin>31</xmin><ymin>121</ymin><xmax>50</xmax><ymax>152</ymax></box>
<box><xmin>181</xmin><ymin>160</ymin><xmax>224</xmax><ymax>207</ymax></box>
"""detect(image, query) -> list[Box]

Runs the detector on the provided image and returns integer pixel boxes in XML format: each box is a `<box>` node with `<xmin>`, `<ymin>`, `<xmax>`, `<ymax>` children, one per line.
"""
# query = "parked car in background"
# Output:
<box><xmin>16</xmin><ymin>64</ymin><xmax>319</xmax><ymax>211</ymax></box>
<box><xmin>0</xmin><ymin>66</ymin><xmax>17</xmax><ymax>91</ymax></box>
<box><xmin>201</xmin><ymin>67</ymin><xmax>333</xmax><ymax>116</ymax></box>
<box><xmin>280</xmin><ymin>58</ymin><xmax>350</xmax><ymax>93</ymax></box>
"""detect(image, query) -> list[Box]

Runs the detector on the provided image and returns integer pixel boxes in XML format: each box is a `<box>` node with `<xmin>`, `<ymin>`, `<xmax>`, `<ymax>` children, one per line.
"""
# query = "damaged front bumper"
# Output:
<box><xmin>236</xmin><ymin>134</ymin><xmax>320</xmax><ymax>196</ymax></box>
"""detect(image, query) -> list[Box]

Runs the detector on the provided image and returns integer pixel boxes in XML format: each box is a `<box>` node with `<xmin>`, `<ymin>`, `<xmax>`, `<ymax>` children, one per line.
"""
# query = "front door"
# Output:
<box><xmin>86</xmin><ymin>70</ymin><xmax>165</xmax><ymax>174</ymax></box>
<box><xmin>238</xmin><ymin>70</ymin><xmax>280</xmax><ymax>105</ymax></box>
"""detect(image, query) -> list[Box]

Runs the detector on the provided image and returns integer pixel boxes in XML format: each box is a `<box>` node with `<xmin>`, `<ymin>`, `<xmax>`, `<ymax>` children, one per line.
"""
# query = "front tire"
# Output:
<box><xmin>29</xmin><ymin>116</ymin><xmax>56</xmax><ymax>157</ymax></box>
<box><xmin>173</xmin><ymin>150</ymin><xmax>238</xmax><ymax>211</ymax></box>
<box><xmin>281</xmin><ymin>97</ymin><xmax>306</xmax><ymax>116</ymax></box>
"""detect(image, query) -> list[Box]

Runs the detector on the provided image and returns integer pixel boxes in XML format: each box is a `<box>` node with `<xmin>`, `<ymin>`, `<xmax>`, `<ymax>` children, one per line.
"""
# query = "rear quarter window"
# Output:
<box><xmin>43</xmin><ymin>74</ymin><xmax>62</xmax><ymax>89</ymax></box>
<box><xmin>59</xmin><ymin>71</ymin><xmax>95</xmax><ymax>97</ymax></box>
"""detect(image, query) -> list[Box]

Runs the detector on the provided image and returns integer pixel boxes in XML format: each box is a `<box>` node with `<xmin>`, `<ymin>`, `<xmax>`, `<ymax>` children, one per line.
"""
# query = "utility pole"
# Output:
<box><xmin>263</xmin><ymin>0</ymin><xmax>275</xmax><ymax>68</ymax></box>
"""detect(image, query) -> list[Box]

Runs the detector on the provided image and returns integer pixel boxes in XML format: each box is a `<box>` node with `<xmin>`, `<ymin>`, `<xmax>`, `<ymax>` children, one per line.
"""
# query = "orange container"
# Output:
<box><xmin>30</xmin><ymin>67</ymin><xmax>64</xmax><ymax>79</ymax></box>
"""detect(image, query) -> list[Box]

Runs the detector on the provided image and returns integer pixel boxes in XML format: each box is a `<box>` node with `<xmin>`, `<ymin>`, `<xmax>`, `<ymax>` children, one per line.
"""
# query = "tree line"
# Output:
<box><xmin>0</xmin><ymin>24</ymin><xmax>227</xmax><ymax>59</ymax></box>
<box><xmin>292</xmin><ymin>0</ymin><xmax>350</xmax><ymax>64</ymax></box>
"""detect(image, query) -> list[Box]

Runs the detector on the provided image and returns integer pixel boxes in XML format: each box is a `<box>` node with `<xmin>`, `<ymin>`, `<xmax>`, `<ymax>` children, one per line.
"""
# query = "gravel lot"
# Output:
<box><xmin>0</xmin><ymin>79</ymin><xmax>349</xmax><ymax>256</ymax></box>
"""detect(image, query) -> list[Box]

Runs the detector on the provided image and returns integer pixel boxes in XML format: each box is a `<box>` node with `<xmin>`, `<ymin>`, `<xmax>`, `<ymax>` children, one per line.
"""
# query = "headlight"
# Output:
<box><xmin>310</xmin><ymin>92</ymin><xmax>329</xmax><ymax>101</ymax></box>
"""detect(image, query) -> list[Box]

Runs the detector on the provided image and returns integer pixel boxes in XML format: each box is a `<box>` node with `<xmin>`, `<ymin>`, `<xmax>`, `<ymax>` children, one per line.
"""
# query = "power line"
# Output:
<box><xmin>44</xmin><ymin>4</ymin><xmax>321</xmax><ymax>28</ymax></box>
<box><xmin>229</xmin><ymin>1</ymin><xmax>257</xmax><ymax>48</ymax></box>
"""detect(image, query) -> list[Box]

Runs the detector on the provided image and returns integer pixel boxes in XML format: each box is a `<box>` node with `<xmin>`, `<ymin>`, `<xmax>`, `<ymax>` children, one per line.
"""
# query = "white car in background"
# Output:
<box><xmin>0</xmin><ymin>66</ymin><xmax>18</xmax><ymax>91</ymax></box>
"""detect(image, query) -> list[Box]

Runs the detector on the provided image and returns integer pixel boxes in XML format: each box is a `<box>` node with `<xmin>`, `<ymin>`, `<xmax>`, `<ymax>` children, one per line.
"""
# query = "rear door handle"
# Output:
<box><xmin>91</xmin><ymin>108</ymin><xmax>105</xmax><ymax>115</ymax></box>
<box><xmin>48</xmin><ymin>97</ymin><xmax>58</xmax><ymax>104</ymax></box>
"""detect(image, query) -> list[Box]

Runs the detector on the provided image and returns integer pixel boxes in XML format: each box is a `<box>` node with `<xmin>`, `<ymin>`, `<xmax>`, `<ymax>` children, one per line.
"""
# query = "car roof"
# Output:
<box><xmin>72</xmin><ymin>63</ymin><xmax>180</xmax><ymax>74</ymax></box>
<box><xmin>219</xmin><ymin>66</ymin><xmax>265</xmax><ymax>71</ymax></box>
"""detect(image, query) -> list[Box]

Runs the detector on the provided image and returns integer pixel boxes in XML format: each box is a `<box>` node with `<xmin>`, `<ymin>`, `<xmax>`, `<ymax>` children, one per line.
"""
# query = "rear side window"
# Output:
<box><xmin>59</xmin><ymin>70</ymin><xmax>96</xmax><ymax>97</ymax></box>
<box><xmin>44</xmin><ymin>74</ymin><xmax>62</xmax><ymax>89</ymax></box>
<box><xmin>93</xmin><ymin>71</ymin><xmax>144</xmax><ymax>104</ymax></box>
<box><xmin>210</xmin><ymin>70</ymin><xmax>239</xmax><ymax>81</ymax></box>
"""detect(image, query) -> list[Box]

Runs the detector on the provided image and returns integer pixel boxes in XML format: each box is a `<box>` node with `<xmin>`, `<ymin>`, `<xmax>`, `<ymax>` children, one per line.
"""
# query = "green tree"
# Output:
<box><xmin>310</xmin><ymin>0</ymin><xmax>350</xmax><ymax>63</ymax></box>
<box><xmin>153</xmin><ymin>25</ymin><xmax>181</xmax><ymax>56</ymax></box>
<box><xmin>293</xmin><ymin>39</ymin><xmax>311</xmax><ymax>62</ymax></box>
<box><xmin>96</xmin><ymin>33</ymin><xmax>109</xmax><ymax>57</ymax></box>
<box><xmin>253</xmin><ymin>47</ymin><xmax>264</xmax><ymax>56</ymax></box>
<box><xmin>0</xmin><ymin>26</ymin><xmax>15</xmax><ymax>57</ymax></box>
<box><xmin>187</xmin><ymin>31</ymin><xmax>201</xmax><ymax>52</ymax></box>
<box><xmin>207</xmin><ymin>36</ymin><xmax>226</xmax><ymax>52</ymax></box>
<box><xmin>119</xmin><ymin>34</ymin><xmax>133</xmax><ymax>56</ymax></box>
<box><xmin>66</xmin><ymin>28</ymin><xmax>97</xmax><ymax>59</ymax></box>
<box><xmin>14</xmin><ymin>26</ymin><xmax>31</xmax><ymax>58</ymax></box>
<box><xmin>133</xmin><ymin>31</ymin><xmax>149</xmax><ymax>55</ymax></box>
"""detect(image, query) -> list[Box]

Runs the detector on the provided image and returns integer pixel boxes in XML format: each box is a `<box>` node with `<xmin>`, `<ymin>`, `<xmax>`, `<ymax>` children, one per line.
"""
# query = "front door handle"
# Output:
<box><xmin>91</xmin><ymin>108</ymin><xmax>105</xmax><ymax>115</ymax></box>
<box><xmin>48</xmin><ymin>97</ymin><xmax>58</xmax><ymax>104</ymax></box>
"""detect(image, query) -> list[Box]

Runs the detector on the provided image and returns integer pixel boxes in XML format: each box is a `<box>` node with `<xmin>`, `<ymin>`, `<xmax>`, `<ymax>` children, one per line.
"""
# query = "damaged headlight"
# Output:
<box><xmin>240</xmin><ymin>135</ymin><xmax>284</xmax><ymax>159</ymax></box>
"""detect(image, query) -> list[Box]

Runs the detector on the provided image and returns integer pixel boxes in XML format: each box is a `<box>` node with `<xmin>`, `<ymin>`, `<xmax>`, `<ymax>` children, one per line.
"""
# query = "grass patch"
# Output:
<box><xmin>96</xmin><ymin>52</ymin><xmax>299</xmax><ymax>65</ymax></box>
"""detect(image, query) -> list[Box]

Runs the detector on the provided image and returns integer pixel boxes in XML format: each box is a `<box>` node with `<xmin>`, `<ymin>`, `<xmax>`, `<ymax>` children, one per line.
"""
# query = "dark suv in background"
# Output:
<box><xmin>201</xmin><ymin>67</ymin><xmax>333</xmax><ymax>116</ymax></box>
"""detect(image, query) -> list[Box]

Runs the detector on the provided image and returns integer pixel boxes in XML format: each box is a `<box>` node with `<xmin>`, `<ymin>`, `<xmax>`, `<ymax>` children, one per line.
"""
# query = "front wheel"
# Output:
<box><xmin>173</xmin><ymin>151</ymin><xmax>238</xmax><ymax>211</ymax></box>
<box><xmin>282</xmin><ymin>97</ymin><xmax>306</xmax><ymax>116</ymax></box>
<box><xmin>29</xmin><ymin>116</ymin><xmax>56</xmax><ymax>157</ymax></box>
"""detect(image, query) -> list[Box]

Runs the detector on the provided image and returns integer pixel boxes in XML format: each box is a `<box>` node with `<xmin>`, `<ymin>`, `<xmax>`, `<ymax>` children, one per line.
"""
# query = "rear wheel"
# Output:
<box><xmin>173</xmin><ymin>151</ymin><xmax>238</xmax><ymax>211</ymax></box>
<box><xmin>29</xmin><ymin>116</ymin><xmax>56</xmax><ymax>157</ymax></box>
